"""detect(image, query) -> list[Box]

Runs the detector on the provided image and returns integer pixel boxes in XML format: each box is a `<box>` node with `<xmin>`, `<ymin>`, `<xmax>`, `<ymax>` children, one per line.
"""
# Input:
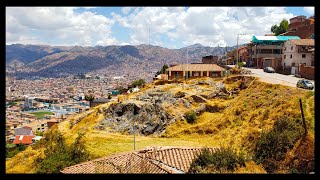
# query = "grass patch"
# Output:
<box><xmin>29</xmin><ymin>111</ymin><xmax>54</xmax><ymax>119</ymax></box>
<box><xmin>188</xmin><ymin>146</ymin><xmax>246</xmax><ymax>173</ymax></box>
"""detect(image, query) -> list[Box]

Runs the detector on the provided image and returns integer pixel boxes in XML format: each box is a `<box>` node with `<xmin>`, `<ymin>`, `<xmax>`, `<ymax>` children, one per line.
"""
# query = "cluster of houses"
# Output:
<box><xmin>159</xmin><ymin>15</ymin><xmax>314</xmax><ymax>81</ymax></box>
<box><xmin>223</xmin><ymin>15</ymin><xmax>314</xmax><ymax>79</ymax></box>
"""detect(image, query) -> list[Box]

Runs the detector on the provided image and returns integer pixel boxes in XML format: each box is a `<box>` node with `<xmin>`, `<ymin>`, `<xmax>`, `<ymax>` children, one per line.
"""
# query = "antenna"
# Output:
<box><xmin>148</xmin><ymin>27</ymin><xmax>150</xmax><ymax>46</ymax></box>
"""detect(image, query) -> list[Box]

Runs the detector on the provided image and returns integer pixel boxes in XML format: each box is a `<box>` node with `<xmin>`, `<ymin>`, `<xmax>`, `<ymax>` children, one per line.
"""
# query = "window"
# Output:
<box><xmin>284</xmin><ymin>55</ymin><xmax>286</xmax><ymax>59</ymax></box>
<box><xmin>302</xmin><ymin>54</ymin><xmax>306</xmax><ymax>58</ymax></box>
<box><xmin>273</xmin><ymin>49</ymin><xmax>281</xmax><ymax>54</ymax></box>
<box><xmin>194</xmin><ymin>72</ymin><xmax>199</xmax><ymax>76</ymax></box>
<box><xmin>211</xmin><ymin>72</ymin><xmax>218</xmax><ymax>77</ymax></box>
<box><xmin>291</xmin><ymin>46</ymin><xmax>293</xmax><ymax>50</ymax></box>
<box><xmin>290</xmin><ymin>54</ymin><xmax>292</xmax><ymax>58</ymax></box>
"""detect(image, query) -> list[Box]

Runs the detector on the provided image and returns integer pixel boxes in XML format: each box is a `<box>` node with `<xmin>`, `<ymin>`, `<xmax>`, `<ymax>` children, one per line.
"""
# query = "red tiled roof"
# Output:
<box><xmin>289</xmin><ymin>39</ymin><xmax>314</xmax><ymax>46</ymax></box>
<box><xmin>13</xmin><ymin>135</ymin><xmax>35</xmax><ymax>145</ymax></box>
<box><xmin>61</xmin><ymin>146</ymin><xmax>217</xmax><ymax>174</ymax></box>
<box><xmin>167</xmin><ymin>64</ymin><xmax>226</xmax><ymax>72</ymax></box>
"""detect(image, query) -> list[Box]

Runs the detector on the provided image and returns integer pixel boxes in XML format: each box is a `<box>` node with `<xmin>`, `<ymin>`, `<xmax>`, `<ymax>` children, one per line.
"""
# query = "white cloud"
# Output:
<box><xmin>303</xmin><ymin>7</ymin><xmax>314</xmax><ymax>15</ymax></box>
<box><xmin>6</xmin><ymin>7</ymin><xmax>116</xmax><ymax>46</ymax></box>
<box><xmin>6</xmin><ymin>7</ymin><xmax>298</xmax><ymax>48</ymax></box>
<box><xmin>113</xmin><ymin>7</ymin><xmax>295</xmax><ymax>47</ymax></box>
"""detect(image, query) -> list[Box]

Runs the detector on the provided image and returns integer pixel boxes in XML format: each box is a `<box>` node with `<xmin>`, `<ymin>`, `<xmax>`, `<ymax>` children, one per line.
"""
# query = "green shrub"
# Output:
<box><xmin>265</xmin><ymin>89</ymin><xmax>272</xmax><ymax>94</ymax></box>
<box><xmin>6</xmin><ymin>144</ymin><xmax>26</xmax><ymax>158</ymax></box>
<box><xmin>34</xmin><ymin>129</ymin><xmax>89</xmax><ymax>173</ymax></box>
<box><xmin>185</xmin><ymin>110</ymin><xmax>197</xmax><ymax>124</ymax></box>
<box><xmin>253</xmin><ymin>117</ymin><xmax>303</xmax><ymax>173</ymax></box>
<box><xmin>132</xmin><ymin>79</ymin><xmax>146</xmax><ymax>88</ymax></box>
<box><xmin>188</xmin><ymin>147</ymin><xmax>246</xmax><ymax>173</ymax></box>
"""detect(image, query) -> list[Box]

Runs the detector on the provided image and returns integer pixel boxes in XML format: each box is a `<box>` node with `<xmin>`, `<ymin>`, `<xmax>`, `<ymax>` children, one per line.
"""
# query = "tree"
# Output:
<box><xmin>271</xmin><ymin>19</ymin><xmax>289</xmax><ymax>36</ymax></box>
<box><xmin>34</xmin><ymin>129</ymin><xmax>89</xmax><ymax>173</ymax></box>
<box><xmin>132</xmin><ymin>79</ymin><xmax>146</xmax><ymax>88</ymax></box>
<box><xmin>84</xmin><ymin>93</ymin><xmax>95</xmax><ymax>107</ymax></box>
<box><xmin>156</xmin><ymin>64</ymin><xmax>169</xmax><ymax>76</ymax></box>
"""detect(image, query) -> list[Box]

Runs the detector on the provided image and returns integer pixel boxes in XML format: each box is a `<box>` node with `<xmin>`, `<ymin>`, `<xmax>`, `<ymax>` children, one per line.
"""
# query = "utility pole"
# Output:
<box><xmin>133</xmin><ymin>119</ymin><xmax>136</xmax><ymax>150</ymax></box>
<box><xmin>186</xmin><ymin>47</ymin><xmax>189</xmax><ymax>80</ymax></box>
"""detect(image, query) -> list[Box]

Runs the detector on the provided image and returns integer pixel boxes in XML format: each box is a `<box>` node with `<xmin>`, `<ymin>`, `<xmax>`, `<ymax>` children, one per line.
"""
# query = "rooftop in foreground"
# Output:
<box><xmin>61</xmin><ymin>146</ymin><xmax>217</xmax><ymax>174</ymax></box>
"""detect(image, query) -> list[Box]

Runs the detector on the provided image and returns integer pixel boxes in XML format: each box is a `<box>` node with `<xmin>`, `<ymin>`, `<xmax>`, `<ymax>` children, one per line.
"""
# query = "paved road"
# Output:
<box><xmin>227</xmin><ymin>65</ymin><xmax>315</xmax><ymax>90</ymax></box>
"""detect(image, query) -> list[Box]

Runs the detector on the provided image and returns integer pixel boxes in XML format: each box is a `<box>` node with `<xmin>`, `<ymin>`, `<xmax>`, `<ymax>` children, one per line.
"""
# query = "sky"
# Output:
<box><xmin>6</xmin><ymin>7</ymin><xmax>314</xmax><ymax>49</ymax></box>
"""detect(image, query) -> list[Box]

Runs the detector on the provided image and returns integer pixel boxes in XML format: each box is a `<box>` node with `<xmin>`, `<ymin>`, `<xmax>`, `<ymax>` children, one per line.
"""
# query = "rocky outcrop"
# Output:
<box><xmin>101</xmin><ymin>101</ymin><xmax>172</xmax><ymax>135</ymax></box>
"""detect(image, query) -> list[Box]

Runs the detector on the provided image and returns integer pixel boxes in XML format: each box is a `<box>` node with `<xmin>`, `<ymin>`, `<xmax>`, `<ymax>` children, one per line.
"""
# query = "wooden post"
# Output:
<box><xmin>299</xmin><ymin>98</ymin><xmax>307</xmax><ymax>139</ymax></box>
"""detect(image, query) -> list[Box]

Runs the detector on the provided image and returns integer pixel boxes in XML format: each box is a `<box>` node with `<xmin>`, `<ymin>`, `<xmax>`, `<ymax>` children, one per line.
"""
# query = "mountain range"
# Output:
<box><xmin>6</xmin><ymin>43</ymin><xmax>235</xmax><ymax>80</ymax></box>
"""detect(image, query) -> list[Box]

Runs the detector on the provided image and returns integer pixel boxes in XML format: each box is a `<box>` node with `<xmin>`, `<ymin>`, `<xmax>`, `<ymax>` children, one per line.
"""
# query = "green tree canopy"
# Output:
<box><xmin>132</xmin><ymin>79</ymin><xmax>146</xmax><ymax>88</ymax></box>
<box><xmin>156</xmin><ymin>64</ymin><xmax>169</xmax><ymax>76</ymax></box>
<box><xmin>271</xmin><ymin>19</ymin><xmax>289</xmax><ymax>36</ymax></box>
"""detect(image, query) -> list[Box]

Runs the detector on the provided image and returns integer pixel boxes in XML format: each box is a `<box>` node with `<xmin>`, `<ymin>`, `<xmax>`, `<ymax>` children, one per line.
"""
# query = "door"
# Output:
<box><xmin>291</xmin><ymin>67</ymin><xmax>296</xmax><ymax>75</ymax></box>
<box><xmin>264</xmin><ymin>59</ymin><xmax>271</xmax><ymax>68</ymax></box>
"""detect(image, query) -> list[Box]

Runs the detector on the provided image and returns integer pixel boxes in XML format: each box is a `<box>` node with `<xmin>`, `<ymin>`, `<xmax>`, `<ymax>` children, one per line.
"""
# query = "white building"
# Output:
<box><xmin>282</xmin><ymin>39</ymin><xmax>314</xmax><ymax>74</ymax></box>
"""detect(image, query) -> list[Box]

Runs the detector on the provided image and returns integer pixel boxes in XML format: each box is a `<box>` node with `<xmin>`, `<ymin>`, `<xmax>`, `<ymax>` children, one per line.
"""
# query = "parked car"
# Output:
<box><xmin>263</xmin><ymin>67</ymin><xmax>275</xmax><ymax>73</ymax></box>
<box><xmin>297</xmin><ymin>79</ymin><xmax>314</xmax><ymax>90</ymax></box>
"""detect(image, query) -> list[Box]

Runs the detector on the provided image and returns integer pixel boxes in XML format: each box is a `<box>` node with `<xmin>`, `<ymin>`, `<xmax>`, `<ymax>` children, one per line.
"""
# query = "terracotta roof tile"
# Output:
<box><xmin>289</xmin><ymin>39</ymin><xmax>314</xmax><ymax>46</ymax></box>
<box><xmin>167</xmin><ymin>64</ymin><xmax>226</xmax><ymax>72</ymax></box>
<box><xmin>61</xmin><ymin>146</ymin><xmax>217</xmax><ymax>174</ymax></box>
<box><xmin>13</xmin><ymin>135</ymin><xmax>35</xmax><ymax>145</ymax></box>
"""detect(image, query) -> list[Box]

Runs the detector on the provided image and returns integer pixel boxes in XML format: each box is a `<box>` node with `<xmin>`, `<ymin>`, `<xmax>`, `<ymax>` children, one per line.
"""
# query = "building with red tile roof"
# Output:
<box><xmin>13</xmin><ymin>135</ymin><xmax>35</xmax><ymax>145</ymax></box>
<box><xmin>61</xmin><ymin>146</ymin><xmax>217</xmax><ymax>174</ymax></box>
<box><xmin>166</xmin><ymin>64</ymin><xmax>226</xmax><ymax>80</ymax></box>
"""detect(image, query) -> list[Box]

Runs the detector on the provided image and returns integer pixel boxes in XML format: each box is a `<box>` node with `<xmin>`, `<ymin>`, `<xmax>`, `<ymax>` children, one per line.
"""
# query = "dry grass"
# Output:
<box><xmin>6</xmin><ymin>76</ymin><xmax>314</xmax><ymax>173</ymax></box>
<box><xmin>6</xmin><ymin>146</ymin><xmax>45</xmax><ymax>173</ymax></box>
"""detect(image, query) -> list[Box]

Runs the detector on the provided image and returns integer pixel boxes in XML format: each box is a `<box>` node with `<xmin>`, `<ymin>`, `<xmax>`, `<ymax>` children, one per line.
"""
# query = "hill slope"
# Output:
<box><xmin>6</xmin><ymin>76</ymin><xmax>314</xmax><ymax>173</ymax></box>
<box><xmin>6</xmin><ymin>44</ymin><xmax>236</xmax><ymax>80</ymax></box>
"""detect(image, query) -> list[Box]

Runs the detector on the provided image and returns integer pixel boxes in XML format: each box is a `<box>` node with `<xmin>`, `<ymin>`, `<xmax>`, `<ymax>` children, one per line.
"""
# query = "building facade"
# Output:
<box><xmin>166</xmin><ymin>64</ymin><xmax>226</xmax><ymax>80</ymax></box>
<box><xmin>282</xmin><ymin>39</ymin><xmax>314</xmax><ymax>75</ymax></box>
<box><xmin>202</xmin><ymin>55</ymin><xmax>218</xmax><ymax>64</ymax></box>
<box><xmin>249</xmin><ymin>36</ymin><xmax>301</xmax><ymax>70</ymax></box>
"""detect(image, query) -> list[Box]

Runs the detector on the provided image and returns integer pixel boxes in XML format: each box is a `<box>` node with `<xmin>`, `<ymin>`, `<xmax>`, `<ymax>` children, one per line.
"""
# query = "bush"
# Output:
<box><xmin>132</xmin><ymin>79</ymin><xmax>146</xmax><ymax>88</ymax></box>
<box><xmin>6</xmin><ymin>144</ymin><xmax>26</xmax><ymax>158</ymax></box>
<box><xmin>253</xmin><ymin>117</ymin><xmax>303</xmax><ymax>173</ymax></box>
<box><xmin>185</xmin><ymin>110</ymin><xmax>197</xmax><ymax>124</ymax></box>
<box><xmin>188</xmin><ymin>147</ymin><xmax>246</xmax><ymax>173</ymax></box>
<box><xmin>34</xmin><ymin>128</ymin><xmax>89</xmax><ymax>173</ymax></box>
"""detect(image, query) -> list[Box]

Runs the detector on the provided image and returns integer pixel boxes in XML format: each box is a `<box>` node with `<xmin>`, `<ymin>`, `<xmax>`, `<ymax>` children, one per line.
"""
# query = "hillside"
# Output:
<box><xmin>6</xmin><ymin>75</ymin><xmax>314</xmax><ymax>173</ymax></box>
<box><xmin>6</xmin><ymin>44</ymin><xmax>235</xmax><ymax>80</ymax></box>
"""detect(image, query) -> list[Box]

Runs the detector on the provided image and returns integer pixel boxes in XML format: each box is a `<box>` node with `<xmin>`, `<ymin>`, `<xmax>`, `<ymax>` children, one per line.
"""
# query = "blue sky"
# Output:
<box><xmin>6</xmin><ymin>7</ymin><xmax>314</xmax><ymax>49</ymax></box>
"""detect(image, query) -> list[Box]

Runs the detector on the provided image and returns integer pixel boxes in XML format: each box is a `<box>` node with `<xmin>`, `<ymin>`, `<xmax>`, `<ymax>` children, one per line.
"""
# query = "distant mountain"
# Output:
<box><xmin>6</xmin><ymin>43</ymin><xmax>236</xmax><ymax>80</ymax></box>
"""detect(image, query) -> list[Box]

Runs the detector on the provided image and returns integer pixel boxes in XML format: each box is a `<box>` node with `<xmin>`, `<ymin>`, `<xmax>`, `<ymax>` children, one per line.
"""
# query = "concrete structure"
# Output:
<box><xmin>282</xmin><ymin>39</ymin><xmax>314</xmax><ymax>75</ymax></box>
<box><xmin>91</xmin><ymin>98</ymin><xmax>110</xmax><ymax>108</ymax></box>
<box><xmin>202</xmin><ymin>55</ymin><xmax>218</xmax><ymax>64</ymax></box>
<box><xmin>13</xmin><ymin>126</ymin><xmax>33</xmax><ymax>136</ymax></box>
<box><xmin>299</xmin><ymin>64</ymin><xmax>314</xmax><ymax>80</ymax></box>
